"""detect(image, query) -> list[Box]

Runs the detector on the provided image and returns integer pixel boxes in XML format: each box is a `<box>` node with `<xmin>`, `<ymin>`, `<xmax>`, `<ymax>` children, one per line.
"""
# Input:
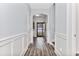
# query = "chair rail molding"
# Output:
<box><xmin>0</xmin><ymin>32</ymin><xmax>30</xmax><ymax>56</ymax></box>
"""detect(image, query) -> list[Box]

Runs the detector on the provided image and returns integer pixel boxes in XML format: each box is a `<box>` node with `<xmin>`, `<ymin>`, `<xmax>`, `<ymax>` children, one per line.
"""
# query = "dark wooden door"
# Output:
<box><xmin>37</xmin><ymin>22</ymin><xmax>46</xmax><ymax>37</ymax></box>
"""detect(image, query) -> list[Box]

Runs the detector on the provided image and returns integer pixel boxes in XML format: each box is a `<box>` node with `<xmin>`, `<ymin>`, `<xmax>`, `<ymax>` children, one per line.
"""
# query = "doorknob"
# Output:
<box><xmin>74</xmin><ymin>34</ymin><xmax>76</xmax><ymax>37</ymax></box>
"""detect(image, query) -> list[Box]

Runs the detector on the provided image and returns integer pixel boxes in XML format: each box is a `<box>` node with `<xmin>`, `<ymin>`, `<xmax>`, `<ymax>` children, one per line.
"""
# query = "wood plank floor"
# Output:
<box><xmin>24</xmin><ymin>37</ymin><xmax>56</xmax><ymax>56</ymax></box>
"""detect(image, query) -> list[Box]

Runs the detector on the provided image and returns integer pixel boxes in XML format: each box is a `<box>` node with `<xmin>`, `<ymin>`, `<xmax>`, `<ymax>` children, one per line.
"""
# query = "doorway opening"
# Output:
<box><xmin>33</xmin><ymin>14</ymin><xmax>47</xmax><ymax>44</ymax></box>
<box><xmin>37</xmin><ymin>22</ymin><xmax>46</xmax><ymax>37</ymax></box>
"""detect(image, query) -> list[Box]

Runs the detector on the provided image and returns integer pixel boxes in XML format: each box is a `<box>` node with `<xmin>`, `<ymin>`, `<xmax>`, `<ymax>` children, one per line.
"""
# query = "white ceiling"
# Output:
<box><xmin>29</xmin><ymin>3</ymin><xmax>53</xmax><ymax>9</ymax></box>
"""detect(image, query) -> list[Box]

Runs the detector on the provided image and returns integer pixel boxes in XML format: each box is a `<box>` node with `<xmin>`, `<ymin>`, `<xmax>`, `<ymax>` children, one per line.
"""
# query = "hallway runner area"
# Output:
<box><xmin>24</xmin><ymin>43</ymin><xmax>56</xmax><ymax>56</ymax></box>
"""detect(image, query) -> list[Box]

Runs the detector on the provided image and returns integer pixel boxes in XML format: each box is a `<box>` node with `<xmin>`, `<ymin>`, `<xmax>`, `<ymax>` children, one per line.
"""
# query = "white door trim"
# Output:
<box><xmin>66</xmin><ymin>3</ymin><xmax>76</xmax><ymax>56</ymax></box>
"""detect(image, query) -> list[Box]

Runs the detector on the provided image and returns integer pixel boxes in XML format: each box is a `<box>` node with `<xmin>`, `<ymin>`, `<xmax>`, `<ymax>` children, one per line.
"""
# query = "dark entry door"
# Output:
<box><xmin>37</xmin><ymin>22</ymin><xmax>46</xmax><ymax>37</ymax></box>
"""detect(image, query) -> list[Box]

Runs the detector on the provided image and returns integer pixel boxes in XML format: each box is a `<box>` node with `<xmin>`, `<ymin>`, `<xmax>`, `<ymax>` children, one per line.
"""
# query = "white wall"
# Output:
<box><xmin>31</xmin><ymin>9</ymin><xmax>48</xmax><ymax>15</ymax></box>
<box><xmin>0</xmin><ymin>3</ymin><xmax>27</xmax><ymax>38</ymax></box>
<box><xmin>0</xmin><ymin>3</ymin><xmax>31</xmax><ymax>56</ymax></box>
<box><xmin>55</xmin><ymin>3</ymin><xmax>67</xmax><ymax>56</ymax></box>
<box><xmin>29</xmin><ymin>3</ymin><xmax>53</xmax><ymax>10</ymax></box>
<box><xmin>76</xmin><ymin>4</ymin><xmax>79</xmax><ymax>54</ymax></box>
<box><xmin>48</xmin><ymin>4</ymin><xmax>55</xmax><ymax>43</ymax></box>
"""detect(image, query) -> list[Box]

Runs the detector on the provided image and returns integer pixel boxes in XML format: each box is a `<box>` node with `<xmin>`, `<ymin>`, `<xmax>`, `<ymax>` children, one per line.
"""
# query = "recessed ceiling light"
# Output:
<box><xmin>35</xmin><ymin>14</ymin><xmax>40</xmax><ymax>16</ymax></box>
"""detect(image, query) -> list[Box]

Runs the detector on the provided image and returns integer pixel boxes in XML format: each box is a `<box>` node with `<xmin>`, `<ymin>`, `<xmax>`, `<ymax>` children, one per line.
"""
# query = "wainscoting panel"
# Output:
<box><xmin>12</xmin><ymin>36</ymin><xmax>23</xmax><ymax>56</ymax></box>
<box><xmin>0</xmin><ymin>43</ymin><xmax>11</xmax><ymax>56</ymax></box>
<box><xmin>0</xmin><ymin>33</ymin><xmax>30</xmax><ymax>56</ymax></box>
<box><xmin>55</xmin><ymin>32</ymin><xmax>67</xmax><ymax>56</ymax></box>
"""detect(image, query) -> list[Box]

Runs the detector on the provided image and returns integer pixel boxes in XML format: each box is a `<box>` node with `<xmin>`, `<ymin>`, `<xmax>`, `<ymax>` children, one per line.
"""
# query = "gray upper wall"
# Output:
<box><xmin>55</xmin><ymin>3</ymin><xmax>67</xmax><ymax>34</ymax></box>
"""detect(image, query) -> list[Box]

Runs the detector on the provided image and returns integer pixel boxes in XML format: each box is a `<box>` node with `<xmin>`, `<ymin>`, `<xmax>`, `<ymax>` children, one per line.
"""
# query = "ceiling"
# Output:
<box><xmin>29</xmin><ymin>3</ymin><xmax>53</xmax><ymax>9</ymax></box>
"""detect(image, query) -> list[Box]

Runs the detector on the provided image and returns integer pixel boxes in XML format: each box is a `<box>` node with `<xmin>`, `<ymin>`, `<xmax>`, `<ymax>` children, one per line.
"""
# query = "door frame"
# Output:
<box><xmin>36</xmin><ymin>22</ymin><xmax>46</xmax><ymax>37</ymax></box>
<box><xmin>66</xmin><ymin>3</ymin><xmax>76</xmax><ymax>56</ymax></box>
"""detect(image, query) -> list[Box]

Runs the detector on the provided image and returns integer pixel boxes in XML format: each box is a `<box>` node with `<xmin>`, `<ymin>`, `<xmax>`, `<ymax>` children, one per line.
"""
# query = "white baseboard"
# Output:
<box><xmin>76</xmin><ymin>51</ymin><xmax>79</xmax><ymax>56</ymax></box>
<box><xmin>20</xmin><ymin>39</ymin><xmax>31</xmax><ymax>56</ymax></box>
<box><xmin>55</xmin><ymin>47</ymin><xmax>62</xmax><ymax>56</ymax></box>
<box><xmin>20</xmin><ymin>46</ymin><xmax>28</xmax><ymax>56</ymax></box>
<box><xmin>48</xmin><ymin>41</ymin><xmax>62</xmax><ymax>56</ymax></box>
<box><xmin>20</xmin><ymin>41</ymin><xmax>31</xmax><ymax>56</ymax></box>
<box><xmin>48</xmin><ymin>41</ymin><xmax>55</xmax><ymax>47</ymax></box>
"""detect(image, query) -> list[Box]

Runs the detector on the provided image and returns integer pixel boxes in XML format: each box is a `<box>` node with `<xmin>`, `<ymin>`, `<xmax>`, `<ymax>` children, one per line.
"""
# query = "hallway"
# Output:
<box><xmin>24</xmin><ymin>37</ymin><xmax>56</xmax><ymax>56</ymax></box>
<box><xmin>0</xmin><ymin>3</ymin><xmax>78</xmax><ymax>56</ymax></box>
